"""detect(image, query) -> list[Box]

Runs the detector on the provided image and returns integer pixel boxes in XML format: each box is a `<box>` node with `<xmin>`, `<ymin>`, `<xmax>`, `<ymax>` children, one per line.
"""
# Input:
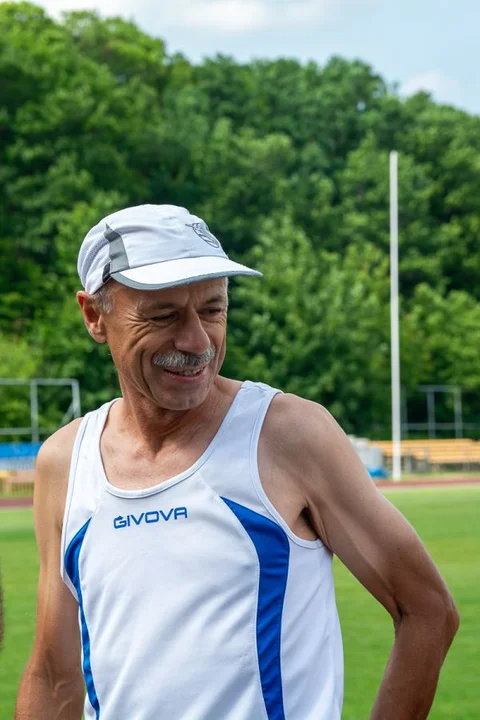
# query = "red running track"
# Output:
<box><xmin>375</xmin><ymin>478</ymin><xmax>480</xmax><ymax>489</ymax></box>
<box><xmin>0</xmin><ymin>496</ymin><xmax>34</xmax><ymax>509</ymax></box>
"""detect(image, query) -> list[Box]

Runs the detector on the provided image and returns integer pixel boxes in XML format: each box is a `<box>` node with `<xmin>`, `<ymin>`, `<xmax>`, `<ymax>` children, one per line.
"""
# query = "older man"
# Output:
<box><xmin>16</xmin><ymin>205</ymin><xmax>458</xmax><ymax>720</ymax></box>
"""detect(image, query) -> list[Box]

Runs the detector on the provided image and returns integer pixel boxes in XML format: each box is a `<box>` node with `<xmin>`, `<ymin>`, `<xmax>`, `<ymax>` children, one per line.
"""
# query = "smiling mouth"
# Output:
<box><xmin>163</xmin><ymin>367</ymin><xmax>205</xmax><ymax>377</ymax></box>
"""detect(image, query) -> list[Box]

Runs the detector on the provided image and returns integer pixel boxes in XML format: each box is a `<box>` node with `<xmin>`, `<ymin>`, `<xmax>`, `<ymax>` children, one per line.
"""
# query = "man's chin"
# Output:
<box><xmin>152</xmin><ymin>377</ymin><xmax>214</xmax><ymax>412</ymax></box>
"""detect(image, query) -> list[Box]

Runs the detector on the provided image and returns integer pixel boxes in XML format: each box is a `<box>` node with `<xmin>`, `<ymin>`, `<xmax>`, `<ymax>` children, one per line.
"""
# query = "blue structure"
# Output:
<box><xmin>367</xmin><ymin>466</ymin><xmax>389</xmax><ymax>480</ymax></box>
<box><xmin>0</xmin><ymin>442</ymin><xmax>42</xmax><ymax>470</ymax></box>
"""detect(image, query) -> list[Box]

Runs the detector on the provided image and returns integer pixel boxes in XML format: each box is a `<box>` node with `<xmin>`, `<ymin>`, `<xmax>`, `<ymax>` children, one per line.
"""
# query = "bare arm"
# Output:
<box><xmin>15</xmin><ymin>421</ymin><xmax>85</xmax><ymax>720</ymax></box>
<box><xmin>268</xmin><ymin>395</ymin><xmax>459</xmax><ymax>720</ymax></box>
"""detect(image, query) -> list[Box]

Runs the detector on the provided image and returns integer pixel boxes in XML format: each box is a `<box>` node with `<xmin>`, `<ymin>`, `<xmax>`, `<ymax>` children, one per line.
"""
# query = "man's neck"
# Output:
<box><xmin>110</xmin><ymin>377</ymin><xmax>235</xmax><ymax>454</ymax></box>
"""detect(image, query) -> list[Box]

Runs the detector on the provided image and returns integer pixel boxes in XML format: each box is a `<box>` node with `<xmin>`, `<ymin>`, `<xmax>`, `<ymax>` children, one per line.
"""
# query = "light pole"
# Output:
<box><xmin>390</xmin><ymin>151</ymin><xmax>401</xmax><ymax>481</ymax></box>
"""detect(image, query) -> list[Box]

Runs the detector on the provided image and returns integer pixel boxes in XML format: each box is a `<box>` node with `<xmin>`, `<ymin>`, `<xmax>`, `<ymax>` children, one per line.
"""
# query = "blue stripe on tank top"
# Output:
<box><xmin>221</xmin><ymin>497</ymin><xmax>290</xmax><ymax>720</ymax></box>
<box><xmin>64</xmin><ymin>518</ymin><xmax>100</xmax><ymax>719</ymax></box>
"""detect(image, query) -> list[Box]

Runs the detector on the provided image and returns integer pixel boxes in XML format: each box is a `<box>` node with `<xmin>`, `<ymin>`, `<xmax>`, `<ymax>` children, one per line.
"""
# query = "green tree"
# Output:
<box><xmin>226</xmin><ymin>215</ymin><xmax>398</xmax><ymax>434</ymax></box>
<box><xmin>0</xmin><ymin>3</ymin><xmax>478</xmax><ymax>437</ymax></box>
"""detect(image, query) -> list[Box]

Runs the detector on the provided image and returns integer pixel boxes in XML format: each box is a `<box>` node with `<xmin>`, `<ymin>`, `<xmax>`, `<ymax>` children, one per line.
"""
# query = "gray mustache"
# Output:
<box><xmin>152</xmin><ymin>345</ymin><xmax>216</xmax><ymax>369</ymax></box>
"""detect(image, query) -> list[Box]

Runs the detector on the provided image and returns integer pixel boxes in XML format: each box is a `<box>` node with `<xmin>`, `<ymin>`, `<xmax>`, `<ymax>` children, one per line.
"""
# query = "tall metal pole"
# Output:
<box><xmin>71</xmin><ymin>380</ymin><xmax>82</xmax><ymax>419</ymax></box>
<box><xmin>390</xmin><ymin>151</ymin><xmax>401</xmax><ymax>481</ymax></box>
<box><xmin>427</xmin><ymin>390</ymin><xmax>436</xmax><ymax>439</ymax></box>
<box><xmin>30</xmin><ymin>379</ymin><xmax>39</xmax><ymax>444</ymax></box>
<box><xmin>454</xmin><ymin>388</ymin><xmax>463</xmax><ymax>439</ymax></box>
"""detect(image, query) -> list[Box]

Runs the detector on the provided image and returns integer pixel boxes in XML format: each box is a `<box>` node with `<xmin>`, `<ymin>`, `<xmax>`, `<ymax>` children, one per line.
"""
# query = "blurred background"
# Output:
<box><xmin>1</xmin><ymin>0</ymin><xmax>480</xmax><ymax>448</ymax></box>
<box><xmin>0</xmin><ymin>2</ymin><xmax>479</xmax><ymax>718</ymax></box>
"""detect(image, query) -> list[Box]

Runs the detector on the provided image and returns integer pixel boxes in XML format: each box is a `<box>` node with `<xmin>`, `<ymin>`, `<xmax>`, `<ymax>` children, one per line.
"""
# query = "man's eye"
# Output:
<box><xmin>203</xmin><ymin>308</ymin><xmax>223</xmax><ymax>315</ymax></box>
<box><xmin>152</xmin><ymin>314</ymin><xmax>175</xmax><ymax>322</ymax></box>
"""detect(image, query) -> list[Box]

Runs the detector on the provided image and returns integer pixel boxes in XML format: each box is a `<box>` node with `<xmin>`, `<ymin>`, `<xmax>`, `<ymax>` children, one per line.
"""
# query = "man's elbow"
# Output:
<box><xmin>396</xmin><ymin>588</ymin><xmax>460</xmax><ymax>648</ymax></box>
<box><xmin>431</xmin><ymin>586</ymin><xmax>460</xmax><ymax>645</ymax></box>
<box><xmin>427</xmin><ymin>591</ymin><xmax>459</xmax><ymax>651</ymax></box>
<box><xmin>442</xmin><ymin>593</ymin><xmax>460</xmax><ymax>646</ymax></box>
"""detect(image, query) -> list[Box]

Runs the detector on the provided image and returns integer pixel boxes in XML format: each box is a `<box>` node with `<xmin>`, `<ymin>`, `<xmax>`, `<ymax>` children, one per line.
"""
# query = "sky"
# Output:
<box><xmin>19</xmin><ymin>0</ymin><xmax>480</xmax><ymax>115</ymax></box>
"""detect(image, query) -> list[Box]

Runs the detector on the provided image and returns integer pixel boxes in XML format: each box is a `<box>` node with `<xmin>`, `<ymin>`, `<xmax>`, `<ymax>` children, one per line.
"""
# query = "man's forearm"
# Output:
<box><xmin>370</xmin><ymin>608</ymin><xmax>459</xmax><ymax>720</ymax></box>
<box><xmin>15</xmin><ymin>664</ymin><xmax>84</xmax><ymax>720</ymax></box>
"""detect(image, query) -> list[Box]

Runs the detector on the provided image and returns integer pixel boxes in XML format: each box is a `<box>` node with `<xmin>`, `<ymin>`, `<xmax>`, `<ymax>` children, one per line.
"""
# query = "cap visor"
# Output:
<box><xmin>111</xmin><ymin>256</ymin><xmax>262</xmax><ymax>291</ymax></box>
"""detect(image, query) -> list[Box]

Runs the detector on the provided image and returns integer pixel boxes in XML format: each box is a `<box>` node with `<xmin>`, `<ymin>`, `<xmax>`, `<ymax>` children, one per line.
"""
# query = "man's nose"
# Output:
<box><xmin>172</xmin><ymin>312</ymin><xmax>211</xmax><ymax>358</ymax></box>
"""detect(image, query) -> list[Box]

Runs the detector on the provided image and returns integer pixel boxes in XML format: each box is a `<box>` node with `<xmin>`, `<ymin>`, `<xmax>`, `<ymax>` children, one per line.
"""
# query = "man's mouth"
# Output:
<box><xmin>163</xmin><ymin>367</ymin><xmax>205</xmax><ymax>377</ymax></box>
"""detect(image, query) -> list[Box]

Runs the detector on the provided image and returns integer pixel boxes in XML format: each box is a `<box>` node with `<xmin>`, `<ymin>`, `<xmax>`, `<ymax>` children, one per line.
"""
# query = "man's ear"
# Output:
<box><xmin>77</xmin><ymin>291</ymin><xmax>108</xmax><ymax>344</ymax></box>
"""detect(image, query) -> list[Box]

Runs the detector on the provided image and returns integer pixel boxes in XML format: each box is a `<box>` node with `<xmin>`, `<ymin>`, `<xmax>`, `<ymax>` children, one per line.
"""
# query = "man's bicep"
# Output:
<box><xmin>299</xmin><ymin>406</ymin><xmax>452</xmax><ymax>620</ymax></box>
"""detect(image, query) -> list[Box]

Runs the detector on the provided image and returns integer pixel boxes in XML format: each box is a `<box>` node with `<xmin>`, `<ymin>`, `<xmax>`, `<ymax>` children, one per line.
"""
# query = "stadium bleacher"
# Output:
<box><xmin>373</xmin><ymin>438</ymin><xmax>480</xmax><ymax>470</ymax></box>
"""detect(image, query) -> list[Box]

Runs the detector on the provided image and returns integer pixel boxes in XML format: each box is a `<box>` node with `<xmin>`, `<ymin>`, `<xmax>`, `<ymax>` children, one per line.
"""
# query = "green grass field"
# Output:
<box><xmin>0</xmin><ymin>487</ymin><xmax>479</xmax><ymax>719</ymax></box>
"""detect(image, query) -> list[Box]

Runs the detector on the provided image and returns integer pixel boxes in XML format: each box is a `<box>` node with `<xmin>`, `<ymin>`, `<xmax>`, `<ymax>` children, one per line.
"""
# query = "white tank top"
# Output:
<box><xmin>60</xmin><ymin>381</ymin><xmax>343</xmax><ymax>720</ymax></box>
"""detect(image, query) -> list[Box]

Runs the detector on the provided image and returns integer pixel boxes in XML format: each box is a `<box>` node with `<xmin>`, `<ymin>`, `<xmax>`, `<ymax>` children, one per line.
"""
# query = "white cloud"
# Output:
<box><xmin>166</xmin><ymin>0</ymin><xmax>344</xmax><ymax>32</ymax></box>
<box><xmin>281</xmin><ymin>0</ymin><xmax>338</xmax><ymax>26</ymax></box>
<box><xmin>181</xmin><ymin>0</ymin><xmax>269</xmax><ymax>33</ymax></box>
<box><xmin>25</xmin><ymin>0</ymin><xmax>367</xmax><ymax>33</ymax></box>
<box><xmin>401</xmin><ymin>71</ymin><xmax>458</xmax><ymax>98</ymax></box>
<box><xmin>31</xmin><ymin>0</ymin><xmax>141</xmax><ymax>18</ymax></box>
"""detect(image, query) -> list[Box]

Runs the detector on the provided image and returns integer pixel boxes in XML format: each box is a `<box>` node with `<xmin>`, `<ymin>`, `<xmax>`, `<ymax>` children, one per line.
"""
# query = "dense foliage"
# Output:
<box><xmin>1</xmin><ymin>2</ymin><xmax>479</xmax><ymax>437</ymax></box>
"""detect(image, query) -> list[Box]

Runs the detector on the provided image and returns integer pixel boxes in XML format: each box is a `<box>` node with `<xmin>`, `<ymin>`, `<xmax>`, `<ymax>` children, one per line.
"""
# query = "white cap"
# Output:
<box><xmin>78</xmin><ymin>204</ymin><xmax>262</xmax><ymax>294</ymax></box>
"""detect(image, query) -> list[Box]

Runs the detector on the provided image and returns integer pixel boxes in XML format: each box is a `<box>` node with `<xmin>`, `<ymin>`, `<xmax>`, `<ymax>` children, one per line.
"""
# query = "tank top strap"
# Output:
<box><xmin>204</xmin><ymin>381</ymin><xmax>282</xmax><ymax>513</ymax></box>
<box><xmin>223</xmin><ymin>380</ymin><xmax>282</xmax><ymax>446</ymax></box>
<box><xmin>60</xmin><ymin>400</ymin><xmax>115</xmax><ymax>595</ymax></box>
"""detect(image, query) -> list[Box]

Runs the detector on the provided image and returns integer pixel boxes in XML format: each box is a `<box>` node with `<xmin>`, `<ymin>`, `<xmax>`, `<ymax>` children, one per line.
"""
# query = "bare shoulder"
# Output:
<box><xmin>34</xmin><ymin>418</ymin><xmax>84</xmax><ymax>531</ymax></box>
<box><xmin>36</xmin><ymin>418</ymin><xmax>84</xmax><ymax>473</ymax></box>
<box><xmin>265</xmin><ymin>391</ymin><xmax>379</xmax><ymax>496</ymax></box>
<box><xmin>261</xmin><ymin>392</ymin><xmax>349</xmax><ymax>508</ymax></box>
<box><xmin>263</xmin><ymin>392</ymin><xmax>347</xmax><ymax>471</ymax></box>
<box><xmin>266</xmin><ymin>392</ymin><xmax>336</xmax><ymax>429</ymax></box>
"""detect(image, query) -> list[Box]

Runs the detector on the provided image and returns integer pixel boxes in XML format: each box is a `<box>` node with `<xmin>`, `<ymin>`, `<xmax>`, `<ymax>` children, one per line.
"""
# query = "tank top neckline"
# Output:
<box><xmin>97</xmin><ymin>381</ymin><xmax>250</xmax><ymax>499</ymax></box>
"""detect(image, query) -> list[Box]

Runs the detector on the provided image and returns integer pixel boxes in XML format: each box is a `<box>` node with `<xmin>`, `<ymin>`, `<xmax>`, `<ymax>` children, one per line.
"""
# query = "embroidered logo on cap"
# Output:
<box><xmin>186</xmin><ymin>222</ymin><xmax>220</xmax><ymax>248</ymax></box>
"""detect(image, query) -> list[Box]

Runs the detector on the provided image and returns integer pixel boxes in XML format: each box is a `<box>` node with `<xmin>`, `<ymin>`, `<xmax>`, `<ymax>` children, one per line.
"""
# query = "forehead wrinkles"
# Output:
<box><xmin>131</xmin><ymin>285</ymin><xmax>229</xmax><ymax>314</ymax></box>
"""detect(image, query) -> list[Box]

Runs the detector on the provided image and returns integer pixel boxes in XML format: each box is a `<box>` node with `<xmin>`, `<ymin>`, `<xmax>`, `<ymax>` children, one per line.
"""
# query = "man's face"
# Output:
<box><xmin>92</xmin><ymin>279</ymin><xmax>229</xmax><ymax>412</ymax></box>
